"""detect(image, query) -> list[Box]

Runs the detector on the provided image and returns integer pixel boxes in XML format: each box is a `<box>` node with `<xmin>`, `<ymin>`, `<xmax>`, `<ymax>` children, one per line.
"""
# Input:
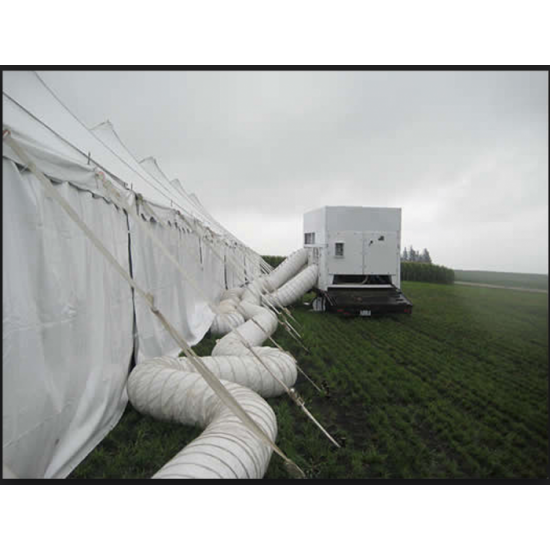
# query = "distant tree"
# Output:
<box><xmin>403</xmin><ymin>246</ymin><xmax>432</xmax><ymax>263</ymax></box>
<box><xmin>401</xmin><ymin>260</ymin><xmax>454</xmax><ymax>284</ymax></box>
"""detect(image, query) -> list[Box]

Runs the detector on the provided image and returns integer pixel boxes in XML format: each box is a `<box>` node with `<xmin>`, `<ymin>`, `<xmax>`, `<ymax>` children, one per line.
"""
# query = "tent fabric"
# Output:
<box><xmin>201</xmin><ymin>237</ymin><xmax>227</xmax><ymax>304</ymax></box>
<box><xmin>225</xmin><ymin>246</ymin><xmax>244</xmax><ymax>289</ymax></box>
<box><xmin>2</xmin><ymin>70</ymin><xmax>263</xmax><ymax>478</ymax></box>
<box><xmin>90</xmin><ymin>121</ymin><xmax>220</xmax><ymax>232</ymax></box>
<box><xmin>2</xmin><ymin>113</ymin><xmax>107</xmax><ymax>199</ymax></box>
<box><xmin>233</xmin><ymin>248</ymin><xmax>248</xmax><ymax>286</ymax></box>
<box><xmin>129</xmin><ymin>213</ymin><xmax>217</xmax><ymax>362</ymax></box>
<box><xmin>139</xmin><ymin>156</ymin><xmax>213</xmax><ymax>228</ymax></box>
<box><xmin>2</xmin><ymin>158</ymin><xmax>133</xmax><ymax>478</ymax></box>
<box><xmin>90</xmin><ymin>121</ymin><xmax>182</xmax><ymax>211</ymax></box>
<box><xmin>3</xmin><ymin>71</ymin><xmax>175</xmax><ymax>209</ymax></box>
<box><xmin>1</xmin><ymin>137</ymin><xmax>224</xmax><ymax>477</ymax></box>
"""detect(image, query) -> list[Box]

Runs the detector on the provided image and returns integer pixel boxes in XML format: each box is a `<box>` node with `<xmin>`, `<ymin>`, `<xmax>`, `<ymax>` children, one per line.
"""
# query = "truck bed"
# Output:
<box><xmin>323</xmin><ymin>285</ymin><xmax>413</xmax><ymax>315</ymax></box>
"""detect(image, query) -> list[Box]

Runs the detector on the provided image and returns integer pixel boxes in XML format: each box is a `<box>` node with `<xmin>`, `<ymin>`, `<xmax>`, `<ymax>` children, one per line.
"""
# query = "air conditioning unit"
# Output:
<box><xmin>303</xmin><ymin>206</ymin><xmax>412</xmax><ymax>315</ymax></box>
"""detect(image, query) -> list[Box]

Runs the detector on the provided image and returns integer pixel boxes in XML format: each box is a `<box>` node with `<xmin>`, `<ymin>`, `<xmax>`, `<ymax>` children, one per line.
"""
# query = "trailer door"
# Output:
<box><xmin>327</xmin><ymin>230</ymin><xmax>364</xmax><ymax>275</ymax></box>
<box><xmin>363</xmin><ymin>231</ymin><xmax>399</xmax><ymax>276</ymax></box>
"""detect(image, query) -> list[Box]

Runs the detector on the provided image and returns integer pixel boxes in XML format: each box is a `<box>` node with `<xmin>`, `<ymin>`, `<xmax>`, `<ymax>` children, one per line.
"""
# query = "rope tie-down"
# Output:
<box><xmin>102</xmin><ymin>174</ymin><xmax>335</xmax><ymax>447</ymax></box>
<box><xmin>129</xmin><ymin>248</ymin><xmax>341</xmax><ymax>478</ymax></box>
<box><xmin>6</xmin><ymin>131</ymin><xmax>338</xmax><ymax>479</ymax></box>
<box><xmin>100</xmin><ymin>161</ymin><xmax>340</xmax><ymax>474</ymax></box>
<box><xmin>4</xmin><ymin>132</ymin><xmax>305</xmax><ymax>479</ymax></box>
<box><xmin>207</xmin><ymin>254</ymin><xmax>341</xmax><ymax>448</ymax></box>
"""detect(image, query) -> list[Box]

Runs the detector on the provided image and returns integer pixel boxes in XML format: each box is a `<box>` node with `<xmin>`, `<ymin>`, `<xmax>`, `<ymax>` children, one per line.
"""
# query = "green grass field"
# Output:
<box><xmin>71</xmin><ymin>282</ymin><xmax>548</xmax><ymax>479</ymax></box>
<box><xmin>454</xmin><ymin>269</ymin><xmax>548</xmax><ymax>290</ymax></box>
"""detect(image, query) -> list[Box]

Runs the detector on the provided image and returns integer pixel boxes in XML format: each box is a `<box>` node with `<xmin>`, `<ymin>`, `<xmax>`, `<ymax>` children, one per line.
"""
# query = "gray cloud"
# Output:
<box><xmin>39</xmin><ymin>70</ymin><xmax>548</xmax><ymax>273</ymax></box>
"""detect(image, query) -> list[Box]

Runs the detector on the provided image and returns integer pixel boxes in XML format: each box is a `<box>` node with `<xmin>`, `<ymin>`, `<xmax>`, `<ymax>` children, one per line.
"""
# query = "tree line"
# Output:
<box><xmin>401</xmin><ymin>246</ymin><xmax>432</xmax><ymax>263</ymax></box>
<box><xmin>401</xmin><ymin>261</ymin><xmax>454</xmax><ymax>284</ymax></box>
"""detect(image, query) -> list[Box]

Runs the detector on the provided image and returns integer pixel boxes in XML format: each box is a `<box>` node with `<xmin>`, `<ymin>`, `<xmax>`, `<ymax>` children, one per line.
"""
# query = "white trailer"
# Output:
<box><xmin>303</xmin><ymin>206</ymin><xmax>412</xmax><ymax>315</ymax></box>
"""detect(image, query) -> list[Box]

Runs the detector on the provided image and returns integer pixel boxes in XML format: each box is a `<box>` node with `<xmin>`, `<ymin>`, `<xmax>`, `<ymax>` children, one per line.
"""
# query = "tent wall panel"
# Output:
<box><xmin>3</xmin><ymin>72</ymin><xmax>173</xmax><ymax>209</ymax></box>
<box><xmin>247</xmin><ymin>252</ymin><xmax>262</xmax><ymax>280</ymax></box>
<box><xmin>225</xmin><ymin>246</ymin><xmax>246</xmax><ymax>289</ymax></box>
<box><xmin>202</xmin><ymin>239</ymin><xmax>226</xmax><ymax>303</ymax></box>
<box><xmin>3</xmin><ymin>71</ymin><xmax>266</xmax><ymax>478</ymax></box>
<box><xmin>129</xmin><ymin>216</ymin><xmax>216</xmax><ymax>363</ymax></box>
<box><xmin>2</xmin><ymin>159</ymin><xmax>134</xmax><ymax>478</ymax></box>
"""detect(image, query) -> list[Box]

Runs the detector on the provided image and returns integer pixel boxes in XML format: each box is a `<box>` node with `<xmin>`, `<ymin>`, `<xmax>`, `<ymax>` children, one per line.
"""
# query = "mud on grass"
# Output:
<box><xmin>71</xmin><ymin>282</ymin><xmax>548</xmax><ymax>479</ymax></box>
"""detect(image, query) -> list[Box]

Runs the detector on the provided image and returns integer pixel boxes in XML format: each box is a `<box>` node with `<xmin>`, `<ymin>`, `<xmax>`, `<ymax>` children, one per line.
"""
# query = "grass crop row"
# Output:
<box><xmin>71</xmin><ymin>281</ymin><xmax>547</xmax><ymax>479</ymax></box>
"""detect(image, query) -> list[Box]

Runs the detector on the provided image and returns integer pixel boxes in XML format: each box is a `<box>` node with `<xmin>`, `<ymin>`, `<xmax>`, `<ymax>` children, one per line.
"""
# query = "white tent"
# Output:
<box><xmin>2</xmin><ymin>71</ymin><xmax>261</xmax><ymax>478</ymax></box>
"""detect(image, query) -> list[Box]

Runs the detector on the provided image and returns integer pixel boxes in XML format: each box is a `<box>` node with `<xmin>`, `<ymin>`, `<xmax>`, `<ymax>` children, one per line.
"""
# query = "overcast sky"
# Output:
<box><xmin>39</xmin><ymin>71</ymin><xmax>548</xmax><ymax>274</ymax></box>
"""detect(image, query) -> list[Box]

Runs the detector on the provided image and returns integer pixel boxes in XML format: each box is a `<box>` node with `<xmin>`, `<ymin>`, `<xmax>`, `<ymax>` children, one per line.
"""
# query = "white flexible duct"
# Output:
<box><xmin>212</xmin><ymin>304</ymin><xmax>279</xmax><ymax>357</ymax></box>
<box><xmin>264</xmin><ymin>264</ymin><xmax>319</xmax><ymax>308</ymax></box>
<box><xmin>128</xmin><ymin>366</ymin><xmax>277</xmax><ymax>479</ymax></box>
<box><xmin>127</xmin><ymin>303</ymin><xmax>293</xmax><ymax>478</ymax></box>
<box><xmin>264</xmin><ymin>248</ymin><xmax>309</xmax><ymax>292</ymax></box>
<box><xmin>5</xmin><ymin>128</ymin><xmax>302</xmax><ymax>480</ymax></box>
<box><xmin>210</xmin><ymin>304</ymin><xmax>245</xmax><ymax>335</ymax></box>
<box><xmin>240</xmin><ymin>277</ymin><xmax>267</xmax><ymax>305</ymax></box>
<box><xmin>126</xmin><ymin>251</ymin><xmax>312</xmax><ymax>479</ymax></box>
<box><xmin>215</xmin><ymin>248</ymin><xmax>311</xmax><ymax>330</ymax></box>
<box><xmin>134</xmin><ymin>349</ymin><xmax>297</xmax><ymax>399</ymax></box>
<box><xmin>210</xmin><ymin>289</ymin><xmax>247</xmax><ymax>335</ymax></box>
